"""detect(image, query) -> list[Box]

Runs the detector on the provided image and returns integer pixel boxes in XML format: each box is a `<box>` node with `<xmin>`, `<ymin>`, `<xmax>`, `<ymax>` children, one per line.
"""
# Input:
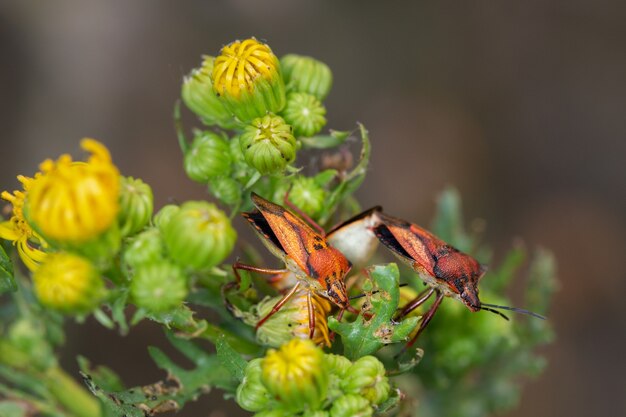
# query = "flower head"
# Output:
<box><xmin>212</xmin><ymin>38</ymin><xmax>286</xmax><ymax>122</ymax></box>
<box><xmin>26</xmin><ymin>139</ymin><xmax>120</xmax><ymax>243</ymax></box>
<box><xmin>33</xmin><ymin>252</ymin><xmax>105</xmax><ymax>313</ymax></box>
<box><xmin>280</xmin><ymin>54</ymin><xmax>333</xmax><ymax>100</ymax></box>
<box><xmin>0</xmin><ymin>175</ymin><xmax>47</xmax><ymax>271</ymax></box>
<box><xmin>118</xmin><ymin>176</ymin><xmax>153</xmax><ymax>237</ymax></box>
<box><xmin>261</xmin><ymin>339</ymin><xmax>329</xmax><ymax>412</ymax></box>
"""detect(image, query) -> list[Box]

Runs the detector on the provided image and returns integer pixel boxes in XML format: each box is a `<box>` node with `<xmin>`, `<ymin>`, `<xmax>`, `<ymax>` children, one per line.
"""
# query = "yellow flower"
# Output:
<box><xmin>27</xmin><ymin>139</ymin><xmax>120</xmax><ymax>243</ymax></box>
<box><xmin>0</xmin><ymin>175</ymin><xmax>47</xmax><ymax>271</ymax></box>
<box><xmin>212</xmin><ymin>38</ymin><xmax>286</xmax><ymax>121</ymax></box>
<box><xmin>261</xmin><ymin>339</ymin><xmax>329</xmax><ymax>412</ymax></box>
<box><xmin>256</xmin><ymin>288</ymin><xmax>333</xmax><ymax>348</ymax></box>
<box><xmin>33</xmin><ymin>252</ymin><xmax>105</xmax><ymax>313</ymax></box>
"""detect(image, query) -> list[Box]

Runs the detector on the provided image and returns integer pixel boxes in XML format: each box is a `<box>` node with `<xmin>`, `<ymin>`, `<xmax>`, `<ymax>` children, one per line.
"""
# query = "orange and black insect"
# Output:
<box><xmin>230</xmin><ymin>192</ymin><xmax>354</xmax><ymax>337</ymax></box>
<box><xmin>373</xmin><ymin>211</ymin><xmax>544</xmax><ymax>349</ymax></box>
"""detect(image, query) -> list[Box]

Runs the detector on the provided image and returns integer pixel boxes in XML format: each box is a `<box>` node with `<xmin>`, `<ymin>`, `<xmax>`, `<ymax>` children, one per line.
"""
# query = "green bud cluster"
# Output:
<box><xmin>236</xmin><ymin>340</ymin><xmax>392</xmax><ymax>416</ymax></box>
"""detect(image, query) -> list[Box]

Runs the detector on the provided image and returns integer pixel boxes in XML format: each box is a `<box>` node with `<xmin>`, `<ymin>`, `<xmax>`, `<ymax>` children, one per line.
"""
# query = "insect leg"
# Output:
<box><xmin>396</xmin><ymin>287</ymin><xmax>435</xmax><ymax>320</ymax></box>
<box><xmin>307</xmin><ymin>291</ymin><xmax>315</xmax><ymax>339</ymax></box>
<box><xmin>406</xmin><ymin>291</ymin><xmax>444</xmax><ymax>347</ymax></box>
<box><xmin>256</xmin><ymin>282</ymin><xmax>302</xmax><ymax>330</ymax></box>
<box><xmin>222</xmin><ymin>260</ymin><xmax>287</xmax><ymax>315</ymax></box>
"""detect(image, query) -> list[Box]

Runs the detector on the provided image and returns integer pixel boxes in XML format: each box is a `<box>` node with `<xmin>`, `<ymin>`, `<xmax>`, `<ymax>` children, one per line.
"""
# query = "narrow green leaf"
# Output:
<box><xmin>300</xmin><ymin>129</ymin><xmax>350</xmax><ymax>149</ymax></box>
<box><xmin>0</xmin><ymin>243</ymin><xmax>16</xmax><ymax>294</ymax></box>
<box><xmin>216</xmin><ymin>335</ymin><xmax>247</xmax><ymax>383</ymax></box>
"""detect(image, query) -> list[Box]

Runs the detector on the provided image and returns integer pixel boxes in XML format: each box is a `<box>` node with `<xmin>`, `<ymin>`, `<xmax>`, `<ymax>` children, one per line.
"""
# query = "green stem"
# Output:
<box><xmin>45</xmin><ymin>366</ymin><xmax>102</xmax><ymax>417</ymax></box>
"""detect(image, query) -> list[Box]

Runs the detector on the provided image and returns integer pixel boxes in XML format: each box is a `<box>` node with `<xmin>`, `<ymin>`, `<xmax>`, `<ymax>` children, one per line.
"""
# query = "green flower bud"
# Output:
<box><xmin>208</xmin><ymin>177</ymin><xmax>241</xmax><ymax>206</ymax></box>
<box><xmin>261</xmin><ymin>339</ymin><xmax>329</xmax><ymax>412</ymax></box>
<box><xmin>153</xmin><ymin>204</ymin><xmax>179</xmax><ymax>230</ymax></box>
<box><xmin>7</xmin><ymin>318</ymin><xmax>56</xmax><ymax>370</ymax></box>
<box><xmin>240</xmin><ymin>114</ymin><xmax>297</xmax><ymax>175</ymax></box>
<box><xmin>340</xmin><ymin>356</ymin><xmax>390</xmax><ymax>405</ymax></box>
<box><xmin>184</xmin><ymin>131</ymin><xmax>232</xmax><ymax>183</ymax></box>
<box><xmin>287</xmin><ymin>176</ymin><xmax>326</xmax><ymax>219</ymax></box>
<box><xmin>213</xmin><ymin>38</ymin><xmax>286</xmax><ymax>122</ymax></box>
<box><xmin>122</xmin><ymin>228</ymin><xmax>164</xmax><ymax>272</ymax></box>
<box><xmin>33</xmin><ymin>252</ymin><xmax>105</xmax><ymax>314</ymax></box>
<box><xmin>253</xmin><ymin>289</ymin><xmax>332</xmax><ymax>348</ymax></box>
<box><xmin>326</xmin><ymin>353</ymin><xmax>353</xmax><ymax>400</ymax></box>
<box><xmin>161</xmin><ymin>201</ymin><xmax>236</xmax><ymax>270</ymax></box>
<box><xmin>280</xmin><ymin>54</ymin><xmax>333</xmax><ymax>100</ymax></box>
<box><xmin>325</xmin><ymin>354</ymin><xmax>353</xmax><ymax>378</ymax></box>
<box><xmin>182</xmin><ymin>56</ymin><xmax>236</xmax><ymax>129</ymax></box>
<box><xmin>236</xmin><ymin>358</ymin><xmax>272</xmax><ymax>412</ymax></box>
<box><xmin>118</xmin><ymin>176</ymin><xmax>153</xmax><ymax>237</ymax></box>
<box><xmin>130</xmin><ymin>261</ymin><xmax>187</xmax><ymax>312</ymax></box>
<box><xmin>329</xmin><ymin>394</ymin><xmax>372</xmax><ymax>417</ymax></box>
<box><xmin>282</xmin><ymin>92</ymin><xmax>327</xmax><ymax>137</ymax></box>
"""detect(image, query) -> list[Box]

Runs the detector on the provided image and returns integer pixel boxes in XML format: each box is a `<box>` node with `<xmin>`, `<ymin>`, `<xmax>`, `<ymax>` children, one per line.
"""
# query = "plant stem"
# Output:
<box><xmin>45</xmin><ymin>366</ymin><xmax>102</xmax><ymax>417</ymax></box>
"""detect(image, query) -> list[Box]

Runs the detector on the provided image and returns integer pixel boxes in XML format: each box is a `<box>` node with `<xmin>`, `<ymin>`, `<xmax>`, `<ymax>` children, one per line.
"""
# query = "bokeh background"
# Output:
<box><xmin>1</xmin><ymin>1</ymin><xmax>624</xmax><ymax>416</ymax></box>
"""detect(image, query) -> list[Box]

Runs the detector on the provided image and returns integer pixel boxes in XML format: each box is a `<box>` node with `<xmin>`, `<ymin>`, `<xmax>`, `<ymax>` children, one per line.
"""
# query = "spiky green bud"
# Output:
<box><xmin>184</xmin><ymin>131</ymin><xmax>232</xmax><ymax>183</ymax></box>
<box><xmin>161</xmin><ymin>201</ymin><xmax>236</xmax><ymax>270</ymax></box>
<box><xmin>282</xmin><ymin>92</ymin><xmax>327</xmax><ymax>137</ymax></box>
<box><xmin>130</xmin><ymin>260</ymin><xmax>187</xmax><ymax>312</ymax></box>
<box><xmin>236</xmin><ymin>358</ymin><xmax>272</xmax><ymax>412</ymax></box>
<box><xmin>239</xmin><ymin>114</ymin><xmax>297</xmax><ymax>175</ymax></box>
<box><xmin>240</xmin><ymin>114</ymin><xmax>297</xmax><ymax>175</ymax></box>
<box><xmin>182</xmin><ymin>56</ymin><xmax>236</xmax><ymax>128</ymax></box>
<box><xmin>281</xmin><ymin>54</ymin><xmax>333</xmax><ymax>100</ymax></box>
<box><xmin>118</xmin><ymin>176</ymin><xmax>153</xmax><ymax>237</ymax></box>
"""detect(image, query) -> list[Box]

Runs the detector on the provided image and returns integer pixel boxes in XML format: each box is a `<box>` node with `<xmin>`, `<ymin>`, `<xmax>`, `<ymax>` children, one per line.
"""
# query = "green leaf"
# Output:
<box><xmin>216</xmin><ymin>335</ymin><xmax>247</xmax><ymax>383</ymax></box>
<box><xmin>313</xmin><ymin>169</ymin><xmax>339</xmax><ymax>187</ymax></box>
<box><xmin>318</xmin><ymin>123</ymin><xmax>371</xmax><ymax>225</ymax></box>
<box><xmin>299</xmin><ymin>129</ymin><xmax>350</xmax><ymax>149</ymax></box>
<box><xmin>82</xmin><ymin>334</ymin><xmax>236</xmax><ymax>416</ymax></box>
<box><xmin>328</xmin><ymin>263</ymin><xmax>419</xmax><ymax>360</ymax></box>
<box><xmin>77</xmin><ymin>356</ymin><xmax>125</xmax><ymax>392</ymax></box>
<box><xmin>0</xmin><ymin>243</ymin><xmax>16</xmax><ymax>294</ymax></box>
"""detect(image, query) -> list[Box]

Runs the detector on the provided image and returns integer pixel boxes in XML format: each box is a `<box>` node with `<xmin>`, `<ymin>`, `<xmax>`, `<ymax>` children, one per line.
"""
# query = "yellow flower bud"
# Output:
<box><xmin>254</xmin><ymin>288</ymin><xmax>332</xmax><ymax>348</ymax></box>
<box><xmin>261</xmin><ymin>339</ymin><xmax>329</xmax><ymax>412</ymax></box>
<box><xmin>26</xmin><ymin>139</ymin><xmax>120</xmax><ymax>243</ymax></box>
<box><xmin>212</xmin><ymin>38</ymin><xmax>286</xmax><ymax>122</ymax></box>
<box><xmin>33</xmin><ymin>252</ymin><xmax>105</xmax><ymax>314</ymax></box>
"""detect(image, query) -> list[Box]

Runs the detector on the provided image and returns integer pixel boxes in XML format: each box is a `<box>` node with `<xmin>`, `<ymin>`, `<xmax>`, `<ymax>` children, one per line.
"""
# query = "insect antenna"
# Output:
<box><xmin>481</xmin><ymin>302</ymin><xmax>546</xmax><ymax>320</ymax></box>
<box><xmin>349</xmin><ymin>283</ymin><xmax>409</xmax><ymax>300</ymax></box>
<box><xmin>478</xmin><ymin>306</ymin><xmax>510</xmax><ymax>321</ymax></box>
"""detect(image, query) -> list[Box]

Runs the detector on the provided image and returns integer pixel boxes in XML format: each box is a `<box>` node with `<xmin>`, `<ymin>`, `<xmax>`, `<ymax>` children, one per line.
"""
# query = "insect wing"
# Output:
<box><xmin>375</xmin><ymin>213</ymin><xmax>436</xmax><ymax>276</ymax></box>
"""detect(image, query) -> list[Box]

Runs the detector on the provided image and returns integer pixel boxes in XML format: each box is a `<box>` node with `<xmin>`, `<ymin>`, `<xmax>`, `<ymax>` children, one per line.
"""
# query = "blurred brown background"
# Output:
<box><xmin>1</xmin><ymin>1</ymin><xmax>625</xmax><ymax>416</ymax></box>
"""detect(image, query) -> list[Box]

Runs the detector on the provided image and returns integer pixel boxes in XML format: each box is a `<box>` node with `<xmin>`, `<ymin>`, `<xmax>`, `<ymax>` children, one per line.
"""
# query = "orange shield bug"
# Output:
<box><xmin>231</xmin><ymin>192</ymin><xmax>354</xmax><ymax>338</ymax></box>
<box><xmin>373</xmin><ymin>211</ymin><xmax>545</xmax><ymax>349</ymax></box>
